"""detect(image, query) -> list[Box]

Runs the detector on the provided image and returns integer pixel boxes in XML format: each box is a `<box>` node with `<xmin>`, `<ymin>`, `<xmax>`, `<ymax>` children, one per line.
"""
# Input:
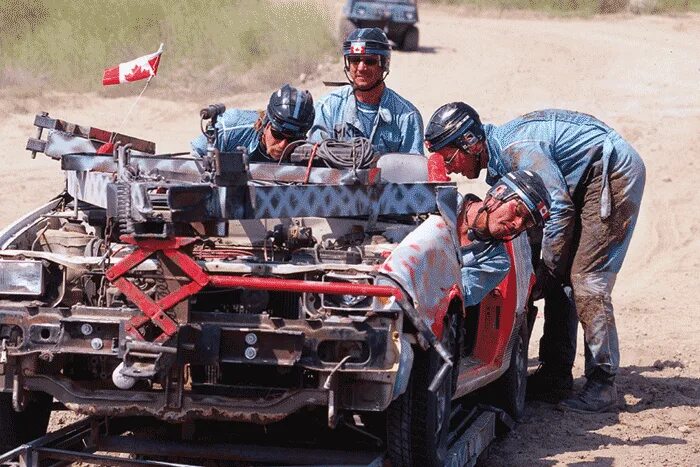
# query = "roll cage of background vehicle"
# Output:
<box><xmin>0</xmin><ymin>107</ymin><xmax>533</xmax><ymax>466</ymax></box>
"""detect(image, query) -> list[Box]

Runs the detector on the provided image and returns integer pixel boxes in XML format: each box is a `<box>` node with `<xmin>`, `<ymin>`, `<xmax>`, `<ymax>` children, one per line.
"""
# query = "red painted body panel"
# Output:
<box><xmin>472</xmin><ymin>241</ymin><xmax>517</xmax><ymax>367</ymax></box>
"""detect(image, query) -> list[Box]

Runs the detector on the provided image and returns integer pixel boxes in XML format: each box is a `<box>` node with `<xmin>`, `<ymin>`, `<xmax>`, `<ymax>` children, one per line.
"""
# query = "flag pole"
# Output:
<box><xmin>114</xmin><ymin>43</ymin><xmax>164</xmax><ymax>139</ymax></box>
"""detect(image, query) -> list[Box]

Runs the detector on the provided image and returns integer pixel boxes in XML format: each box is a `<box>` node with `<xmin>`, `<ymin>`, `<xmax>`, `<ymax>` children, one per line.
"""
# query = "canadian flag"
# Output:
<box><xmin>350</xmin><ymin>41</ymin><xmax>366</xmax><ymax>54</ymax></box>
<box><xmin>102</xmin><ymin>44</ymin><xmax>163</xmax><ymax>86</ymax></box>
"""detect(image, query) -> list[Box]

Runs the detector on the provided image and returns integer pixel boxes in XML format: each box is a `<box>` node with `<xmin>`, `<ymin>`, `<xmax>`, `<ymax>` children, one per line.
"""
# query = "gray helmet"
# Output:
<box><xmin>486</xmin><ymin>170</ymin><xmax>551</xmax><ymax>227</ymax></box>
<box><xmin>266</xmin><ymin>84</ymin><xmax>315</xmax><ymax>137</ymax></box>
<box><xmin>425</xmin><ymin>102</ymin><xmax>485</xmax><ymax>152</ymax></box>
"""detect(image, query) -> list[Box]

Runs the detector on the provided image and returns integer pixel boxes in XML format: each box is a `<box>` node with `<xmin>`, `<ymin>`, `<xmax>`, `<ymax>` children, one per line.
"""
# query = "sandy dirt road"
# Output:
<box><xmin>1</xmin><ymin>4</ymin><xmax>699</xmax><ymax>465</ymax></box>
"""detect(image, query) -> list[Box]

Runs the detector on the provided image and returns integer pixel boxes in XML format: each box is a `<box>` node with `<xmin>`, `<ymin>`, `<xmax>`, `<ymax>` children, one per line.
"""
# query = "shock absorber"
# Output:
<box><xmin>114</xmin><ymin>143</ymin><xmax>135</xmax><ymax>235</ymax></box>
<box><xmin>115</xmin><ymin>183</ymin><xmax>133</xmax><ymax>235</ymax></box>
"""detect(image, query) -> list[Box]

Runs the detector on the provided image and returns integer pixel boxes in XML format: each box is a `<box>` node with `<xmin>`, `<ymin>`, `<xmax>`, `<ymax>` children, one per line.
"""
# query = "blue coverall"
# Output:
<box><xmin>308</xmin><ymin>85</ymin><xmax>425</xmax><ymax>155</ymax></box>
<box><xmin>484</xmin><ymin>109</ymin><xmax>646</xmax><ymax>379</ymax></box>
<box><xmin>191</xmin><ymin>109</ymin><xmax>272</xmax><ymax>162</ymax></box>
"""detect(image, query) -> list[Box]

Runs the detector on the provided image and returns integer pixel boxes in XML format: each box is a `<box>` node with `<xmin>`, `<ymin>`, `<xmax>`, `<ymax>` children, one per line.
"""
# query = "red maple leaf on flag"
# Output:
<box><xmin>124</xmin><ymin>64</ymin><xmax>152</xmax><ymax>82</ymax></box>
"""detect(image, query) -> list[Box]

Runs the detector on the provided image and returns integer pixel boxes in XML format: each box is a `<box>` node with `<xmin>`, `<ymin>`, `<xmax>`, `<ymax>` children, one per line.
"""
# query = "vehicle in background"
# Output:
<box><xmin>340</xmin><ymin>0</ymin><xmax>419</xmax><ymax>51</ymax></box>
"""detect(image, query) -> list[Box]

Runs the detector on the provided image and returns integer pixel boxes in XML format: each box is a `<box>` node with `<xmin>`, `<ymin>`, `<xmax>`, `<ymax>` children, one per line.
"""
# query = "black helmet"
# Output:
<box><xmin>425</xmin><ymin>102</ymin><xmax>485</xmax><ymax>152</ymax></box>
<box><xmin>486</xmin><ymin>170</ymin><xmax>551</xmax><ymax>227</ymax></box>
<box><xmin>343</xmin><ymin>27</ymin><xmax>391</xmax><ymax>71</ymax></box>
<box><xmin>266</xmin><ymin>84</ymin><xmax>315</xmax><ymax>137</ymax></box>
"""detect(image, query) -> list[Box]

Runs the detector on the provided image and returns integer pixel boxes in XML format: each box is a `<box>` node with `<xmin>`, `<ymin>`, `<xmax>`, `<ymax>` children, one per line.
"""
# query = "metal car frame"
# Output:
<box><xmin>0</xmin><ymin>112</ymin><xmax>532</xmax><ymax>465</ymax></box>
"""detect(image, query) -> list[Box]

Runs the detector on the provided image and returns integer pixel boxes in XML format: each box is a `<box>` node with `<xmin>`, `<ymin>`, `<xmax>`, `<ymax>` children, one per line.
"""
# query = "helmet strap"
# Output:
<box><xmin>466</xmin><ymin>202</ymin><xmax>494</xmax><ymax>242</ymax></box>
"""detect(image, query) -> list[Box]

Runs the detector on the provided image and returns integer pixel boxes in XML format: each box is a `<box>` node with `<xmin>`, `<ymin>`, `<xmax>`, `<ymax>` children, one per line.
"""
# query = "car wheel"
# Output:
<box><xmin>0</xmin><ymin>391</ymin><xmax>53</xmax><ymax>452</ymax></box>
<box><xmin>490</xmin><ymin>319</ymin><xmax>529</xmax><ymax>422</ymax></box>
<box><xmin>386</xmin><ymin>312</ymin><xmax>457</xmax><ymax>467</ymax></box>
<box><xmin>401</xmin><ymin>26</ymin><xmax>419</xmax><ymax>52</ymax></box>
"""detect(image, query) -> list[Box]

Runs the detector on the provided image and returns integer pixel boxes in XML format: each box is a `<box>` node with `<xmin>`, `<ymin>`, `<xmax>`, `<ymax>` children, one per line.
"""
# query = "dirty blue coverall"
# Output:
<box><xmin>190</xmin><ymin>109</ymin><xmax>273</xmax><ymax>162</ymax></box>
<box><xmin>484</xmin><ymin>109</ymin><xmax>646</xmax><ymax>379</ymax></box>
<box><xmin>308</xmin><ymin>85</ymin><xmax>425</xmax><ymax>155</ymax></box>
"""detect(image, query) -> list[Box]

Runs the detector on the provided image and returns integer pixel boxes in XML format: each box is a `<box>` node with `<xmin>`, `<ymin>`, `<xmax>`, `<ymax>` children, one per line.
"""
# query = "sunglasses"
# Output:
<box><xmin>347</xmin><ymin>56</ymin><xmax>380</xmax><ymax>66</ymax></box>
<box><xmin>269</xmin><ymin>126</ymin><xmax>305</xmax><ymax>142</ymax></box>
<box><xmin>444</xmin><ymin>147</ymin><xmax>461</xmax><ymax>166</ymax></box>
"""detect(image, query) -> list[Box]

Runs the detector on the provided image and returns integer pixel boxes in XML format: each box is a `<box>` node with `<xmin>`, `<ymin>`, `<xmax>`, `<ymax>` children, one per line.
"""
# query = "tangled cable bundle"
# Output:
<box><xmin>288</xmin><ymin>137</ymin><xmax>378</xmax><ymax>170</ymax></box>
<box><xmin>314</xmin><ymin>137</ymin><xmax>377</xmax><ymax>170</ymax></box>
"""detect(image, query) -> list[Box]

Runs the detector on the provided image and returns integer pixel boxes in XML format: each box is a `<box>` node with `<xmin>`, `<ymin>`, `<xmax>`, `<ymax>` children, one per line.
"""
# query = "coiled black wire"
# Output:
<box><xmin>313</xmin><ymin>137</ymin><xmax>377</xmax><ymax>170</ymax></box>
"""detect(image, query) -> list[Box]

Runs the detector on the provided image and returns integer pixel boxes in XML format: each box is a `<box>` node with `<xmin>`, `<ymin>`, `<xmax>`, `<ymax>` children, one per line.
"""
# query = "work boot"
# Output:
<box><xmin>557</xmin><ymin>376</ymin><xmax>618</xmax><ymax>414</ymax></box>
<box><xmin>526</xmin><ymin>364</ymin><xmax>573</xmax><ymax>402</ymax></box>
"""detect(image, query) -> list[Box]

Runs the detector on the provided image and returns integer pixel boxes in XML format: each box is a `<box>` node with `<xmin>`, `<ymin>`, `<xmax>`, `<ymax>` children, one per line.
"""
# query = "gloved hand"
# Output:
<box><xmin>530</xmin><ymin>262</ymin><xmax>552</xmax><ymax>301</ymax></box>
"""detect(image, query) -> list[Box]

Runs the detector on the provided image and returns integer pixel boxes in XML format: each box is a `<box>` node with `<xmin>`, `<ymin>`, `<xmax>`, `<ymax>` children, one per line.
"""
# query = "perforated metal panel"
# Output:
<box><xmin>248</xmin><ymin>183</ymin><xmax>438</xmax><ymax>218</ymax></box>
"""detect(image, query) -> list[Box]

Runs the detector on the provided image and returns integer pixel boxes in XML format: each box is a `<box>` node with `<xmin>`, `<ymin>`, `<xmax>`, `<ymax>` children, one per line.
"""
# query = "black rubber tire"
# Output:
<box><xmin>490</xmin><ymin>319</ymin><xmax>529</xmax><ymax>422</ymax></box>
<box><xmin>401</xmin><ymin>26</ymin><xmax>419</xmax><ymax>52</ymax></box>
<box><xmin>0</xmin><ymin>391</ymin><xmax>53</xmax><ymax>452</ymax></box>
<box><xmin>386</xmin><ymin>313</ymin><xmax>457</xmax><ymax>467</ymax></box>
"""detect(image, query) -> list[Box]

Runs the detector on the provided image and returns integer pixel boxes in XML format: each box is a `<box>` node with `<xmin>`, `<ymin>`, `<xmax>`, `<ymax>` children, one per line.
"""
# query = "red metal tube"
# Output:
<box><xmin>209</xmin><ymin>275</ymin><xmax>402</xmax><ymax>299</ymax></box>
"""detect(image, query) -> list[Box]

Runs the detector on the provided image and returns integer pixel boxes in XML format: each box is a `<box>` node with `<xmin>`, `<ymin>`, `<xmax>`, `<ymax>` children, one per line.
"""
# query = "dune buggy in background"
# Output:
<box><xmin>341</xmin><ymin>0</ymin><xmax>420</xmax><ymax>51</ymax></box>
<box><xmin>0</xmin><ymin>107</ymin><xmax>531</xmax><ymax>466</ymax></box>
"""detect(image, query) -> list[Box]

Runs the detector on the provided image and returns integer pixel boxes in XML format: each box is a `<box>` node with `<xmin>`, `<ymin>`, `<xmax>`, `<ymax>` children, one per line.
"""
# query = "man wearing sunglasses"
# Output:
<box><xmin>191</xmin><ymin>84</ymin><xmax>314</xmax><ymax>162</ymax></box>
<box><xmin>459</xmin><ymin>170</ymin><xmax>551</xmax><ymax>308</ymax></box>
<box><xmin>425</xmin><ymin>103</ymin><xmax>646</xmax><ymax>414</ymax></box>
<box><xmin>308</xmin><ymin>28</ymin><xmax>424</xmax><ymax>155</ymax></box>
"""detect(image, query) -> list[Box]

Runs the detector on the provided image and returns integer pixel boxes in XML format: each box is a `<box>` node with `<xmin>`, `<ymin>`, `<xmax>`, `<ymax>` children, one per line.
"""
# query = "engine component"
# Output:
<box><xmin>112</xmin><ymin>362</ymin><xmax>137</xmax><ymax>390</ymax></box>
<box><xmin>321</xmin><ymin>272</ymin><xmax>374</xmax><ymax>311</ymax></box>
<box><xmin>287</xmin><ymin>223</ymin><xmax>315</xmax><ymax>250</ymax></box>
<box><xmin>39</xmin><ymin>224</ymin><xmax>93</xmax><ymax>256</ymax></box>
<box><xmin>268</xmin><ymin>223</ymin><xmax>315</xmax><ymax>251</ymax></box>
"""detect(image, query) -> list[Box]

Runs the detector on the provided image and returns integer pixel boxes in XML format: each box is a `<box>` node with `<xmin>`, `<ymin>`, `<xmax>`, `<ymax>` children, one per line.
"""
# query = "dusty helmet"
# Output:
<box><xmin>266</xmin><ymin>84</ymin><xmax>315</xmax><ymax>137</ymax></box>
<box><xmin>425</xmin><ymin>102</ymin><xmax>485</xmax><ymax>152</ymax></box>
<box><xmin>343</xmin><ymin>27</ymin><xmax>391</xmax><ymax>70</ymax></box>
<box><xmin>486</xmin><ymin>170</ymin><xmax>551</xmax><ymax>227</ymax></box>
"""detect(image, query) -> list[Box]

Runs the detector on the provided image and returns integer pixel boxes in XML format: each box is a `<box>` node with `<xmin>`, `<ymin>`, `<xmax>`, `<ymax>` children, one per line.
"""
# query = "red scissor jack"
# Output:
<box><xmin>105</xmin><ymin>236</ymin><xmax>209</xmax><ymax>344</ymax></box>
<box><xmin>106</xmin><ymin>236</ymin><xmax>403</xmax><ymax>345</ymax></box>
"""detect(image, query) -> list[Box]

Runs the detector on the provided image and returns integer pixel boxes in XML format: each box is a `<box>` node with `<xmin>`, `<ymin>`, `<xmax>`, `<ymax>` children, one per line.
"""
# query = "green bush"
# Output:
<box><xmin>0</xmin><ymin>0</ymin><xmax>336</xmax><ymax>94</ymax></box>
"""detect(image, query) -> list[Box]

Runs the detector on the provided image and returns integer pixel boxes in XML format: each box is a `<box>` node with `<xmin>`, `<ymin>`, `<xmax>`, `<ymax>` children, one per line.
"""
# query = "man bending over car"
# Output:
<box><xmin>425</xmin><ymin>103</ymin><xmax>645</xmax><ymax>413</ymax></box>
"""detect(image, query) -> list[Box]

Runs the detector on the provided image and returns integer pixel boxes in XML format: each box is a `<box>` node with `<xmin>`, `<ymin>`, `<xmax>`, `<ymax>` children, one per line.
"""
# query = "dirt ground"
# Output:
<box><xmin>0</xmin><ymin>4</ymin><xmax>698</xmax><ymax>466</ymax></box>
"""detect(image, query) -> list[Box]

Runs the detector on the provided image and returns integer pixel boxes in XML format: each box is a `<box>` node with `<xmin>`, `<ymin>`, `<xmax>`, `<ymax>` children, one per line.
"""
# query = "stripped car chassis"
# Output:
<box><xmin>0</xmin><ymin>111</ymin><xmax>533</xmax><ymax>466</ymax></box>
<box><xmin>2</xmin><ymin>112</ymin><xmax>458</xmax><ymax>429</ymax></box>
